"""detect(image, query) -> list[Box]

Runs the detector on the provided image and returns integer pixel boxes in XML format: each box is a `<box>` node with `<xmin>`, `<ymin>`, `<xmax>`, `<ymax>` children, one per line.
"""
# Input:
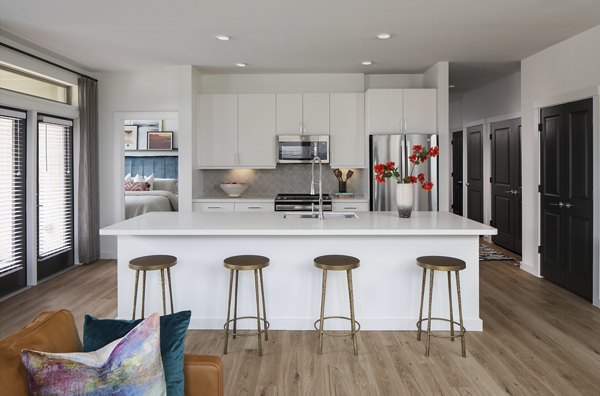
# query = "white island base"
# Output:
<box><xmin>102</xmin><ymin>211</ymin><xmax>496</xmax><ymax>332</ymax></box>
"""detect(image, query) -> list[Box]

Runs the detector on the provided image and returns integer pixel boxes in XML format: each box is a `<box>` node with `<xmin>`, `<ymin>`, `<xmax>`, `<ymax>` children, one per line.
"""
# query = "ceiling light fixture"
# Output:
<box><xmin>377</xmin><ymin>33</ymin><xmax>391</xmax><ymax>40</ymax></box>
<box><xmin>235</xmin><ymin>63</ymin><xmax>247</xmax><ymax>67</ymax></box>
<box><xmin>215</xmin><ymin>35</ymin><xmax>231</xmax><ymax>41</ymax></box>
<box><xmin>361</xmin><ymin>61</ymin><xmax>373</xmax><ymax>66</ymax></box>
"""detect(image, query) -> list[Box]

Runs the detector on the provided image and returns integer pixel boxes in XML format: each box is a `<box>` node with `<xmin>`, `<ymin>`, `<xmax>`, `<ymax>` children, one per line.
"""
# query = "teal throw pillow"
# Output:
<box><xmin>83</xmin><ymin>310</ymin><xmax>191</xmax><ymax>396</ymax></box>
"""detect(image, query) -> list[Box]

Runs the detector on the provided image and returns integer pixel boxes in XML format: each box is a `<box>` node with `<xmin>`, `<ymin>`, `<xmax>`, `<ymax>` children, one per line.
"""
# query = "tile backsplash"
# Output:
<box><xmin>202</xmin><ymin>164</ymin><xmax>366</xmax><ymax>197</ymax></box>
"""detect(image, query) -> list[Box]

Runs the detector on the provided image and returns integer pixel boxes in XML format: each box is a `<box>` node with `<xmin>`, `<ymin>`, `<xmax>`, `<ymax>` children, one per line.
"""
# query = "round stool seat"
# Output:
<box><xmin>416</xmin><ymin>256</ymin><xmax>465</xmax><ymax>272</ymax></box>
<box><xmin>129</xmin><ymin>255</ymin><xmax>177</xmax><ymax>271</ymax></box>
<box><xmin>314</xmin><ymin>255</ymin><xmax>360</xmax><ymax>271</ymax></box>
<box><xmin>224</xmin><ymin>255</ymin><xmax>270</xmax><ymax>271</ymax></box>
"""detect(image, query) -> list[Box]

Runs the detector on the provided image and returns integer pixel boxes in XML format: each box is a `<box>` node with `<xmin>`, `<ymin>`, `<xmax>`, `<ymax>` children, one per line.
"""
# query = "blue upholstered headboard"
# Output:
<box><xmin>124</xmin><ymin>156</ymin><xmax>178</xmax><ymax>179</ymax></box>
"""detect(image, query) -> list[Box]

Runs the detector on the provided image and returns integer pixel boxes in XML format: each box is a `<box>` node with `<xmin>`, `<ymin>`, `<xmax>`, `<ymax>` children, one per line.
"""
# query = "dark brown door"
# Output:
<box><xmin>491</xmin><ymin>118</ymin><xmax>522</xmax><ymax>254</ymax></box>
<box><xmin>540</xmin><ymin>98</ymin><xmax>593</xmax><ymax>301</ymax></box>
<box><xmin>467</xmin><ymin>125</ymin><xmax>483</xmax><ymax>223</ymax></box>
<box><xmin>452</xmin><ymin>131</ymin><xmax>463</xmax><ymax>216</ymax></box>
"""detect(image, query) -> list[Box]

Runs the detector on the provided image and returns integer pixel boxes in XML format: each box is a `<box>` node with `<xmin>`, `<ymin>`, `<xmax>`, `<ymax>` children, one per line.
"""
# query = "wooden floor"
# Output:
<box><xmin>1</xmin><ymin>250</ymin><xmax>599</xmax><ymax>395</ymax></box>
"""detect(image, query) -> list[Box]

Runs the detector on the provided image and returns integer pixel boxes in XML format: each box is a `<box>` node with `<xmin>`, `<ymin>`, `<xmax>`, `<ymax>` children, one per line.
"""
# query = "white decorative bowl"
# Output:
<box><xmin>220</xmin><ymin>183</ymin><xmax>248</xmax><ymax>197</ymax></box>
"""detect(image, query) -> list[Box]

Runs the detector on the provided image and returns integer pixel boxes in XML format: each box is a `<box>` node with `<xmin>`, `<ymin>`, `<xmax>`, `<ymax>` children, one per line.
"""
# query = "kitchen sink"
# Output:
<box><xmin>283</xmin><ymin>212</ymin><xmax>358</xmax><ymax>219</ymax></box>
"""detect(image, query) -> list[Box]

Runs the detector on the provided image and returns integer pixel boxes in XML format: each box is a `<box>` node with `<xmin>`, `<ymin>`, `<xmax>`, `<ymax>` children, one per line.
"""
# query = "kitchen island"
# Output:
<box><xmin>101</xmin><ymin>211</ymin><xmax>496</xmax><ymax>331</ymax></box>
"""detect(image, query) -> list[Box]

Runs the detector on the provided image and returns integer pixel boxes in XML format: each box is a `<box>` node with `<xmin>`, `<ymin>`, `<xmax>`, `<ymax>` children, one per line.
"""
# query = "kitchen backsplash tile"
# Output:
<box><xmin>202</xmin><ymin>164</ymin><xmax>365</xmax><ymax>197</ymax></box>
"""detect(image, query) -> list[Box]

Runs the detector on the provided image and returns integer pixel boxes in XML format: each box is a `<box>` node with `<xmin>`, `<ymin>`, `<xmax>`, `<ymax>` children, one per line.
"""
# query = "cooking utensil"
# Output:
<box><xmin>345</xmin><ymin>170</ymin><xmax>354</xmax><ymax>182</ymax></box>
<box><xmin>333</xmin><ymin>169</ymin><xmax>343</xmax><ymax>182</ymax></box>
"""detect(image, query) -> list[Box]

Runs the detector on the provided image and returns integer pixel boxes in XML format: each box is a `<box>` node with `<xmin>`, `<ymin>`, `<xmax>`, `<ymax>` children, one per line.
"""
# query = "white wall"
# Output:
<box><xmin>520</xmin><ymin>25</ymin><xmax>600</xmax><ymax>307</ymax></box>
<box><xmin>424</xmin><ymin>62</ymin><xmax>450</xmax><ymax>212</ymax></box>
<box><xmin>449</xmin><ymin>99</ymin><xmax>463</xmax><ymax>132</ymax></box>
<box><xmin>364</xmin><ymin>74</ymin><xmax>424</xmax><ymax>89</ymax></box>
<box><xmin>462</xmin><ymin>71</ymin><xmax>521</xmax><ymax>124</ymax></box>
<box><xmin>201</xmin><ymin>73</ymin><xmax>365</xmax><ymax>93</ymax></box>
<box><xmin>97</xmin><ymin>68</ymin><xmax>181</xmax><ymax>258</ymax></box>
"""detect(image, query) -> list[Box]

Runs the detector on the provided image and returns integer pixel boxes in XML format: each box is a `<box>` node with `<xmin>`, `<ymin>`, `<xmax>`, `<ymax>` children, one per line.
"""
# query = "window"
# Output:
<box><xmin>37</xmin><ymin>115</ymin><xmax>74</xmax><ymax>278</ymax></box>
<box><xmin>0</xmin><ymin>65</ymin><xmax>69</xmax><ymax>104</ymax></box>
<box><xmin>0</xmin><ymin>107</ymin><xmax>27</xmax><ymax>296</ymax></box>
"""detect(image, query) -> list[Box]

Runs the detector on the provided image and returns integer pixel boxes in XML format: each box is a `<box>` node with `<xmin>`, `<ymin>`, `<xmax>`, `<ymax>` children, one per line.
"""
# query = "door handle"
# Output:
<box><xmin>564</xmin><ymin>203</ymin><xmax>574</xmax><ymax>209</ymax></box>
<box><xmin>549</xmin><ymin>202</ymin><xmax>565</xmax><ymax>207</ymax></box>
<box><xmin>504</xmin><ymin>190</ymin><xmax>513</xmax><ymax>194</ymax></box>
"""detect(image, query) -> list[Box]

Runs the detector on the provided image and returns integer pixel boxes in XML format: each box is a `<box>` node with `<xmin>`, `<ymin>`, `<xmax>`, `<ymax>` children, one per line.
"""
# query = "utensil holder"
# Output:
<box><xmin>339</xmin><ymin>181</ymin><xmax>347</xmax><ymax>193</ymax></box>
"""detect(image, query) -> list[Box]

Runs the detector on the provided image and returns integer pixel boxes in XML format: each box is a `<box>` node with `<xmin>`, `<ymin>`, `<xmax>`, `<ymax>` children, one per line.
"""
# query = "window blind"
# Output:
<box><xmin>37</xmin><ymin>117</ymin><xmax>73</xmax><ymax>259</ymax></box>
<box><xmin>0</xmin><ymin>108</ymin><xmax>26</xmax><ymax>276</ymax></box>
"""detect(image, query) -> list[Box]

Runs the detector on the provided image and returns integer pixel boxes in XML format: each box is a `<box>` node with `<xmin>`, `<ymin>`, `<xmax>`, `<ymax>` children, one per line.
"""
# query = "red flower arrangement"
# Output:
<box><xmin>374</xmin><ymin>145</ymin><xmax>439</xmax><ymax>191</ymax></box>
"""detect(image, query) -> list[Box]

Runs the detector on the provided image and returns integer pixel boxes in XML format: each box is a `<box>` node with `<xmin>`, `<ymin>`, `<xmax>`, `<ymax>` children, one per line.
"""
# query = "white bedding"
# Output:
<box><xmin>125</xmin><ymin>190</ymin><xmax>178</xmax><ymax>219</ymax></box>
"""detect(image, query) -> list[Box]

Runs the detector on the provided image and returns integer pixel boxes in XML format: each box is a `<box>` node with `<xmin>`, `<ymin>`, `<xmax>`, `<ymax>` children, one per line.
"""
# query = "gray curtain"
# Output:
<box><xmin>77</xmin><ymin>77</ymin><xmax>100</xmax><ymax>263</ymax></box>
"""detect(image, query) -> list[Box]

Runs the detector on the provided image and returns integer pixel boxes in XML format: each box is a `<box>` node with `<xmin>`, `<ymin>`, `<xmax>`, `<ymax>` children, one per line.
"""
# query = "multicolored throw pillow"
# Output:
<box><xmin>21</xmin><ymin>313</ymin><xmax>166</xmax><ymax>395</ymax></box>
<box><xmin>124</xmin><ymin>181</ymin><xmax>150</xmax><ymax>191</ymax></box>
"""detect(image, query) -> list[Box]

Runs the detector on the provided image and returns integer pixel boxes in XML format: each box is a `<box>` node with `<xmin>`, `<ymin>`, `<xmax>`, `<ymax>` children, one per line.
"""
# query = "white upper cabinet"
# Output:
<box><xmin>276</xmin><ymin>94</ymin><xmax>303</xmax><ymax>134</ymax></box>
<box><xmin>276</xmin><ymin>93</ymin><xmax>330</xmax><ymax>134</ymax></box>
<box><xmin>366</xmin><ymin>88</ymin><xmax>437</xmax><ymax>134</ymax></box>
<box><xmin>198</xmin><ymin>94</ymin><xmax>238</xmax><ymax>168</ymax></box>
<box><xmin>402</xmin><ymin>89</ymin><xmax>437</xmax><ymax>133</ymax></box>
<box><xmin>302</xmin><ymin>93</ymin><xmax>330</xmax><ymax>134</ymax></box>
<box><xmin>366</xmin><ymin>89</ymin><xmax>403</xmax><ymax>133</ymax></box>
<box><xmin>238</xmin><ymin>94</ymin><xmax>276</xmax><ymax>168</ymax></box>
<box><xmin>330</xmin><ymin>93</ymin><xmax>365</xmax><ymax>168</ymax></box>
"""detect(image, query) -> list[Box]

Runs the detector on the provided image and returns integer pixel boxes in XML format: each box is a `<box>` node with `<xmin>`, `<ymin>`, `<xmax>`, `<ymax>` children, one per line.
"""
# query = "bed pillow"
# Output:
<box><xmin>133</xmin><ymin>174</ymin><xmax>144</xmax><ymax>183</ymax></box>
<box><xmin>145</xmin><ymin>174</ymin><xmax>155</xmax><ymax>190</ymax></box>
<box><xmin>21</xmin><ymin>313</ymin><xmax>166</xmax><ymax>395</ymax></box>
<box><xmin>124</xmin><ymin>173</ymin><xmax>132</xmax><ymax>183</ymax></box>
<box><xmin>154</xmin><ymin>178</ymin><xmax>178</xmax><ymax>193</ymax></box>
<box><xmin>125</xmin><ymin>181</ymin><xmax>150</xmax><ymax>191</ymax></box>
<box><xmin>83</xmin><ymin>310</ymin><xmax>191</xmax><ymax>396</ymax></box>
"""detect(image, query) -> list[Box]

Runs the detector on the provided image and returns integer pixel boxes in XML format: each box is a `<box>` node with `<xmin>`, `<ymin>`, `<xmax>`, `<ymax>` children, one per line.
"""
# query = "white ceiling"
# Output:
<box><xmin>1</xmin><ymin>0</ymin><xmax>599</xmax><ymax>90</ymax></box>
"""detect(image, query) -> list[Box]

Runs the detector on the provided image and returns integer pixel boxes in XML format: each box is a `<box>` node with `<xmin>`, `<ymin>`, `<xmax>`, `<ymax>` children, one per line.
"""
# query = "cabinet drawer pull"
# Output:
<box><xmin>344</xmin><ymin>207</ymin><xmax>357</xmax><ymax>210</ymax></box>
<box><xmin>207</xmin><ymin>206</ymin><xmax>222</xmax><ymax>209</ymax></box>
<box><xmin>248</xmin><ymin>206</ymin><xmax>262</xmax><ymax>209</ymax></box>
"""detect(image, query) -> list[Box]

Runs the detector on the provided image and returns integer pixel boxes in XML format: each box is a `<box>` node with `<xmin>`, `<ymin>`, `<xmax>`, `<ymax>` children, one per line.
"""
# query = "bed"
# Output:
<box><xmin>124</xmin><ymin>156</ymin><xmax>178</xmax><ymax>219</ymax></box>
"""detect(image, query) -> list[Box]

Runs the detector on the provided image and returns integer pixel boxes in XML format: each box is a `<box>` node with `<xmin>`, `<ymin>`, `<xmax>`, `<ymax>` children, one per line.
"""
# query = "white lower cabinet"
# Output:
<box><xmin>332</xmin><ymin>201</ymin><xmax>369</xmax><ymax>212</ymax></box>
<box><xmin>234</xmin><ymin>202</ymin><xmax>274</xmax><ymax>212</ymax></box>
<box><xmin>193</xmin><ymin>201</ymin><xmax>274</xmax><ymax>213</ymax></box>
<box><xmin>193</xmin><ymin>202</ymin><xmax>235</xmax><ymax>212</ymax></box>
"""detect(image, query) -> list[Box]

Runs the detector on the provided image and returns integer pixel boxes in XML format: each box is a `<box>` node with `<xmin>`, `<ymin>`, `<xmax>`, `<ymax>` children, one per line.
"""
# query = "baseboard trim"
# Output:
<box><xmin>519</xmin><ymin>261</ymin><xmax>540</xmax><ymax>277</ymax></box>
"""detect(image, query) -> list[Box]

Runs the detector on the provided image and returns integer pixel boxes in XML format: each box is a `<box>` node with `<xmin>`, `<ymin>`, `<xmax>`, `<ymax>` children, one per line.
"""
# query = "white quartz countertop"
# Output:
<box><xmin>101</xmin><ymin>211</ymin><xmax>496</xmax><ymax>236</ymax></box>
<box><xmin>192</xmin><ymin>196</ymin><xmax>369</xmax><ymax>202</ymax></box>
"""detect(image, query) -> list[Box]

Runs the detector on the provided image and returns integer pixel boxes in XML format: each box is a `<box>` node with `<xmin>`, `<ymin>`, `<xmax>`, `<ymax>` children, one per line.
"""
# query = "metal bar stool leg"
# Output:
<box><xmin>448</xmin><ymin>271</ymin><xmax>455</xmax><ymax>342</ymax></box>
<box><xmin>224</xmin><ymin>270</ymin><xmax>234</xmax><ymax>354</ymax></box>
<box><xmin>347</xmin><ymin>269</ymin><xmax>358</xmax><ymax>356</ymax></box>
<box><xmin>425</xmin><ymin>269</ymin><xmax>435</xmax><ymax>357</ymax></box>
<box><xmin>456</xmin><ymin>270</ymin><xmax>466</xmax><ymax>357</ymax></box>
<box><xmin>417</xmin><ymin>267</ymin><xmax>426</xmax><ymax>341</ymax></box>
<box><xmin>233</xmin><ymin>270</ymin><xmax>239</xmax><ymax>339</ymax></box>
<box><xmin>132</xmin><ymin>270</ymin><xmax>140</xmax><ymax>320</ymax></box>
<box><xmin>254</xmin><ymin>269</ymin><xmax>263</xmax><ymax>356</ymax></box>
<box><xmin>318</xmin><ymin>269</ymin><xmax>328</xmax><ymax>354</ymax></box>
<box><xmin>259</xmin><ymin>268</ymin><xmax>268</xmax><ymax>341</ymax></box>
<box><xmin>167</xmin><ymin>267</ymin><xmax>174</xmax><ymax>314</ymax></box>
<box><xmin>160</xmin><ymin>269</ymin><xmax>167</xmax><ymax>315</ymax></box>
<box><xmin>141</xmin><ymin>271</ymin><xmax>147</xmax><ymax>319</ymax></box>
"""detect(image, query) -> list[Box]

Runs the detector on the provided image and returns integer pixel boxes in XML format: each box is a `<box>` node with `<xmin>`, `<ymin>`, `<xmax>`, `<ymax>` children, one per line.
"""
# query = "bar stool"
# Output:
<box><xmin>129</xmin><ymin>255</ymin><xmax>177</xmax><ymax>319</ymax></box>
<box><xmin>223</xmin><ymin>255</ymin><xmax>270</xmax><ymax>356</ymax></box>
<box><xmin>415</xmin><ymin>255</ymin><xmax>466</xmax><ymax>357</ymax></box>
<box><xmin>314</xmin><ymin>255</ymin><xmax>361</xmax><ymax>356</ymax></box>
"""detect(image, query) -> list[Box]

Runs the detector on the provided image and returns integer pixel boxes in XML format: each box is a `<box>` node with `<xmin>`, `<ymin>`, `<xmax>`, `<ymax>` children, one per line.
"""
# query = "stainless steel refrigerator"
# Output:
<box><xmin>369</xmin><ymin>134</ymin><xmax>439</xmax><ymax>211</ymax></box>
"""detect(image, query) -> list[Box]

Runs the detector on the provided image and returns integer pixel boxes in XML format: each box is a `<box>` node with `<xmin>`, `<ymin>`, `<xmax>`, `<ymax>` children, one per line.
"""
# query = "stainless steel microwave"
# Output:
<box><xmin>277</xmin><ymin>135</ymin><xmax>330</xmax><ymax>163</ymax></box>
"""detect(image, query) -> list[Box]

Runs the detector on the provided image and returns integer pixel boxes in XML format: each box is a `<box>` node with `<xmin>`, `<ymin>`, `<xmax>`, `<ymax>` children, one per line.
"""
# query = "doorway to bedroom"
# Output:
<box><xmin>120</xmin><ymin>115</ymin><xmax>179</xmax><ymax>220</ymax></box>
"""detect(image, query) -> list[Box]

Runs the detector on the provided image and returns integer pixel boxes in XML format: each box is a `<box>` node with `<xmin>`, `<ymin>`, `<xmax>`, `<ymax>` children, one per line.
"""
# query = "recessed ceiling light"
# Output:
<box><xmin>235</xmin><ymin>63</ymin><xmax>247</xmax><ymax>67</ymax></box>
<box><xmin>361</xmin><ymin>61</ymin><xmax>373</xmax><ymax>66</ymax></box>
<box><xmin>215</xmin><ymin>35</ymin><xmax>231</xmax><ymax>41</ymax></box>
<box><xmin>377</xmin><ymin>33</ymin><xmax>392</xmax><ymax>40</ymax></box>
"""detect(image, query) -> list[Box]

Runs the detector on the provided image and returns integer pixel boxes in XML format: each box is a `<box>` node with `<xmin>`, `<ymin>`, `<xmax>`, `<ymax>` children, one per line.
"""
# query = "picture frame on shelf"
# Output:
<box><xmin>124</xmin><ymin>125</ymin><xmax>138</xmax><ymax>151</ymax></box>
<box><xmin>125</xmin><ymin>119</ymin><xmax>163</xmax><ymax>150</ymax></box>
<box><xmin>147</xmin><ymin>131</ymin><xmax>174</xmax><ymax>150</ymax></box>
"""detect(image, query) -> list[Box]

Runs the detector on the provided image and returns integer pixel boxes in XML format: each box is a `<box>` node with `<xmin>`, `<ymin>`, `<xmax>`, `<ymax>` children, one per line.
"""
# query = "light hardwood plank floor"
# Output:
<box><xmin>1</xmin><ymin>257</ymin><xmax>599</xmax><ymax>395</ymax></box>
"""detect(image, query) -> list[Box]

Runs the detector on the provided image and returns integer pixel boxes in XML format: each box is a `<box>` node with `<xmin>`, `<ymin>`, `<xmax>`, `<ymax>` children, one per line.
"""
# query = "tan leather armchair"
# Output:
<box><xmin>0</xmin><ymin>310</ymin><xmax>223</xmax><ymax>396</ymax></box>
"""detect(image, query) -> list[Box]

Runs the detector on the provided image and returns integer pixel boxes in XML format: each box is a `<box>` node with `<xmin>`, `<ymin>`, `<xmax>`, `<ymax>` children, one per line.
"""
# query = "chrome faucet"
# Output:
<box><xmin>310</xmin><ymin>156</ymin><xmax>324</xmax><ymax>220</ymax></box>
